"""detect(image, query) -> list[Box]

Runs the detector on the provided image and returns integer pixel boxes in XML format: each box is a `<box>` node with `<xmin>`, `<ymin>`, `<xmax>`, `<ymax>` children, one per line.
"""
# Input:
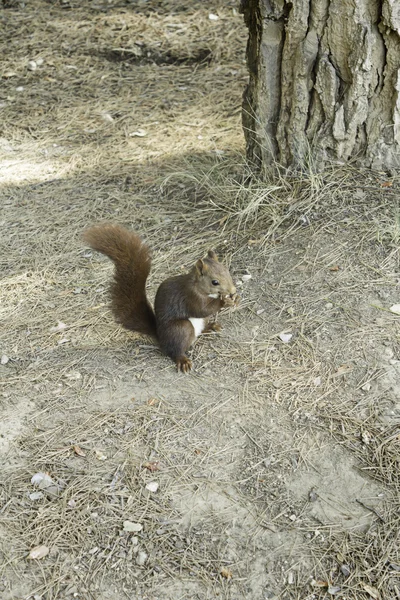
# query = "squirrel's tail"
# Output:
<box><xmin>83</xmin><ymin>224</ymin><xmax>157</xmax><ymax>337</ymax></box>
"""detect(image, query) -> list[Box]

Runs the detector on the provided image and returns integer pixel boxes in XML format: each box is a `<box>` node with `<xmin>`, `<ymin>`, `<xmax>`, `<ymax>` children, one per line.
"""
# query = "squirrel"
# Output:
<box><xmin>83</xmin><ymin>223</ymin><xmax>239</xmax><ymax>372</ymax></box>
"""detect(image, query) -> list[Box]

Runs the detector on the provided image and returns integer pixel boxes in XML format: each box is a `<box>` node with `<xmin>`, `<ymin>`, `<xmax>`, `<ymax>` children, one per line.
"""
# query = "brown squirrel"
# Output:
<box><xmin>83</xmin><ymin>224</ymin><xmax>239</xmax><ymax>372</ymax></box>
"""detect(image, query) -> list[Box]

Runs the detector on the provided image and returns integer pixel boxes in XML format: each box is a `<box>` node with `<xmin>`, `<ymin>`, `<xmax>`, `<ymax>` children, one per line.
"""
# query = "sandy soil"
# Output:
<box><xmin>1</xmin><ymin>1</ymin><xmax>399</xmax><ymax>599</ymax></box>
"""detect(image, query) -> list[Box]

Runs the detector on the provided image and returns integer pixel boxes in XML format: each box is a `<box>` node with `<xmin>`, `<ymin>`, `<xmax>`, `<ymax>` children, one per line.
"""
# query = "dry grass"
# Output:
<box><xmin>1</xmin><ymin>1</ymin><xmax>400</xmax><ymax>599</ymax></box>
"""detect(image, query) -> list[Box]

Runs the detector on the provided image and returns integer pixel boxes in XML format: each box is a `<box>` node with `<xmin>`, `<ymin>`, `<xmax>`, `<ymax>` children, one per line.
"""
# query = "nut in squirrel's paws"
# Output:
<box><xmin>176</xmin><ymin>356</ymin><xmax>192</xmax><ymax>373</ymax></box>
<box><xmin>220</xmin><ymin>293</ymin><xmax>240</xmax><ymax>308</ymax></box>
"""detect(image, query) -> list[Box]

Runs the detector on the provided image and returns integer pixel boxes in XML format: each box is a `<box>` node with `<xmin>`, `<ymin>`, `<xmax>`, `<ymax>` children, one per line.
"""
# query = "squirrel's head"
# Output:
<box><xmin>192</xmin><ymin>250</ymin><xmax>236</xmax><ymax>298</ymax></box>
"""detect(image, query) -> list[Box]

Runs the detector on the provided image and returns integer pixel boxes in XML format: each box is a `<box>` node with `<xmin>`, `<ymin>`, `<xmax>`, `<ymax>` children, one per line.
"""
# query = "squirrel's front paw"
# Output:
<box><xmin>176</xmin><ymin>356</ymin><xmax>192</xmax><ymax>373</ymax></box>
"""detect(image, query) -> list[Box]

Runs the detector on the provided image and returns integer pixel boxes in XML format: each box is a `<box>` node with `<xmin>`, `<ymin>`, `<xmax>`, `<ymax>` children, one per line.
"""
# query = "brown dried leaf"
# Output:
<box><xmin>28</xmin><ymin>545</ymin><xmax>49</xmax><ymax>560</ymax></box>
<box><xmin>143</xmin><ymin>461</ymin><xmax>160</xmax><ymax>472</ymax></box>
<box><xmin>329</xmin><ymin>265</ymin><xmax>340</xmax><ymax>272</ymax></box>
<box><xmin>220</xmin><ymin>567</ymin><xmax>233</xmax><ymax>579</ymax></box>
<box><xmin>147</xmin><ymin>398</ymin><xmax>160</xmax><ymax>406</ymax></box>
<box><xmin>381</xmin><ymin>181</ymin><xmax>393</xmax><ymax>188</ymax></box>
<box><xmin>73</xmin><ymin>445</ymin><xmax>86</xmax><ymax>457</ymax></box>
<box><xmin>313</xmin><ymin>580</ymin><xmax>329</xmax><ymax>588</ymax></box>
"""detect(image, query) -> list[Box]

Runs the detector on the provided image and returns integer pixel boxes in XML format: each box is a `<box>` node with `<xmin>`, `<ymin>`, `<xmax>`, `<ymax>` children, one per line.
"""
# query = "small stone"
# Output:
<box><xmin>308</xmin><ymin>488</ymin><xmax>318</xmax><ymax>502</ymax></box>
<box><xmin>340</xmin><ymin>564</ymin><xmax>351</xmax><ymax>577</ymax></box>
<box><xmin>328</xmin><ymin>586</ymin><xmax>341</xmax><ymax>595</ymax></box>
<box><xmin>135</xmin><ymin>550</ymin><xmax>148</xmax><ymax>566</ymax></box>
<box><xmin>325</xmin><ymin>302</ymin><xmax>333</xmax><ymax>309</ymax></box>
<box><xmin>1</xmin><ymin>355</ymin><xmax>9</xmax><ymax>365</ymax></box>
<box><xmin>27</xmin><ymin>60</ymin><xmax>37</xmax><ymax>71</ymax></box>
<box><xmin>389</xmin><ymin>304</ymin><xmax>400</xmax><ymax>315</ymax></box>
<box><xmin>313</xmin><ymin>376</ymin><xmax>321</xmax><ymax>387</ymax></box>
<box><xmin>279</xmin><ymin>332</ymin><xmax>293</xmax><ymax>344</ymax></box>
<box><xmin>289</xmin><ymin>514</ymin><xmax>297</xmax><ymax>521</ymax></box>
<box><xmin>28</xmin><ymin>545</ymin><xmax>49</xmax><ymax>560</ymax></box>
<box><xmin>123</xmin><ymin>521</ymin><xmax>143</xmax><ymax>533</ymax></box>
<box><xmin>29</xmin><ymin>491</ymin><xmax>44</xmax><ymax>501</ymax></box>
<box><xmin>36</xmin><ymin>57</ymin><xmax>44</xmax><ymax>66</ymax></box>
<box><xmin>209</xmin><ymin>13</ymin><xmax>219</xmax><ymax>20</ymax></box>
<box><xmin>145</xmin><ymin>481</ymin><xmax>159</xmax><ymax>493</ymax></box>
<box><xmin>287</xmin><ymin>571</ymin><xmax>295</xmax><ymax>584</ymax></box>
<box><xmin>16</xmin><ymin>86</ymin><xmax>24</xmax><ymax>92</ymax></box>
<box><xmin>242</xmin><ymin>274</ymin><xmax>252</xmax><ymax>282</ymax></box>
<box><xmin>94</xmin><ymin>449</ymin><xmax>107</xmax><ymax>461</ymax></box>
<box><xmin>256</xmin><ymin>309</ymin><xmax>265</xmax><ymax>315</ymax></box>
<box><xmin>88</xmin><ymin>547</ymin><xmax>99</xmax><ymax>554</ymax></box>
<box><xmin>361</xmin><ymin>382</ymin><xmax>371</xmax><ymax>392</ymax></box>
<box><xmin>101</xmin><ymin>112</ymin><xmax>114</xmax><ymax>123</ymax></box>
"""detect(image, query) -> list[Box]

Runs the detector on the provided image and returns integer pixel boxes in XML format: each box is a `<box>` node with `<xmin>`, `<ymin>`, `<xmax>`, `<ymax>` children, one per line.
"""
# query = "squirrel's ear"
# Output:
<box><xmin>207</xmin><ymin>250</ymin><xmax>219</xmax><ymax>262</ymax></box>
<box><xmin>195</xmin><ymin>258</ymin><xmax>207</xmax><ymax>275</ymax></box>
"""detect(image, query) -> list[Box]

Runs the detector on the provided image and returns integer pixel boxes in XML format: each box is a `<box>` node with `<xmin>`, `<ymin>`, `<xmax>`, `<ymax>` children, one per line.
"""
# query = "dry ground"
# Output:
<box><xmin>1</xmin><ymin>1</ymin><xmax>400</xmax><ymax>599</ymax></box>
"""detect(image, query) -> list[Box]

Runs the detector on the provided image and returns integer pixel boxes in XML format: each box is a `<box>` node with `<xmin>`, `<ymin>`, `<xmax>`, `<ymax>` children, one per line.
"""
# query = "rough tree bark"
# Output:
<box><xmin>240</xmin><ymin>0</ymin><xmax>400</xmax><ymax>171</ymax></box>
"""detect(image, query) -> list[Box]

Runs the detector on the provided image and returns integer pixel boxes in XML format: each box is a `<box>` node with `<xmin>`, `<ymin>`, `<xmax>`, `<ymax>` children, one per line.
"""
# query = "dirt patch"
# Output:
<box><xmin>1</xmin><ymin>1</ymin><xmax>400</xmax><ymax>600</ymax></box>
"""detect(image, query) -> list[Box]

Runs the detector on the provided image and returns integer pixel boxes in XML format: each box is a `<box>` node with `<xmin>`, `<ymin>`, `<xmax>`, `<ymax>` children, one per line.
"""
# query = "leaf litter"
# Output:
<box><xmin>0</xmin><ymin>0</ymin><xmax>399</xmax><ymax>599</ymax></box>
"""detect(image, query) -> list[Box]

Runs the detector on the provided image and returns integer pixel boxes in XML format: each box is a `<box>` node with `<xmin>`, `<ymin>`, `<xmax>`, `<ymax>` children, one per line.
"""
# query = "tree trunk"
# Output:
<box><xmin>240</xmin><ymin>0</ymin><xmax>400</xmax><ymax>171</ymax></box>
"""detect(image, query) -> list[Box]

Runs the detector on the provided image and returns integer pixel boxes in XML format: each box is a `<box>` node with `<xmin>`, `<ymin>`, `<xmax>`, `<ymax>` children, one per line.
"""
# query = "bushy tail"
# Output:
<box><xmin>83</xmin><ymin>224</ymin><xmax>157</xmax><ymax>337</ymax></box>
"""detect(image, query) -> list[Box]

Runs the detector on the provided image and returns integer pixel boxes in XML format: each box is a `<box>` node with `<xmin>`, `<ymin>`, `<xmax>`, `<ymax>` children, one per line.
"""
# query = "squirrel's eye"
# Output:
<box><xmin>212</xmin><ymin>280</ymin><xmax>219</xmax><ymax>286</ymax></box>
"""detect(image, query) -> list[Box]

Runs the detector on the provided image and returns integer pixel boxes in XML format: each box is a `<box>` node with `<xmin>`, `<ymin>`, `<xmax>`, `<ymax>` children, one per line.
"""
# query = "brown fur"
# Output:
<box><xmin>83</xmin><ymin>224</ymin><xmax>238</xmax><ymax>372</ymax></box>
<box><xmin>83</xmin><ymin>224</ymin><xmax>156</xmax><ymax>336</ymax></box>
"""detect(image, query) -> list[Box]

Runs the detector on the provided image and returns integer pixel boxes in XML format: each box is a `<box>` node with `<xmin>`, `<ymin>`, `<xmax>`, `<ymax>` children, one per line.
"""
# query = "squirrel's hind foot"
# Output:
<box><xmin>204</xmin><ymin>322</ymin><xmax>222</xmax><ymax>333</ymax></box>
<box><xmin>176</xmin><ymin>356</ymin><xmax>192</xmax><ymax>373</ymax></box>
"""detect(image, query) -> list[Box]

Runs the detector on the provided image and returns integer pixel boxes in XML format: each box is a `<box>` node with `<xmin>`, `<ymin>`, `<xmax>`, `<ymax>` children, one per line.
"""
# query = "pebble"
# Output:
<box><xmin>361</xmin><ymin>382</ymin><xmax>371</xmax><ymax>392</ymax></box>
<box><xmin>242</xmin><ymin>274</ymin><xmax>252</xmax><ymax>282</ymax></box>
<box><xmin>101</xmin><ymin>112</ymin><xmax>114</xmax><ymax>123</ymax></box>
<box><xmin>1</xmin><ymin>355</ymin><xmax>9</xmax><ymax>365</ymax></box>
<box><xmin>27</xmin><ymin>60</ymin><xmax>37</xmax><ymax>71</ymax></box>
<box><xmin>135</xmin><ymin>550</ymin><xmax>148</xmax><ymax>566</ymax></box>
<box><xmin>308</xmin><ymin>488</ymin><xmax>318</xmax><ymax>502</ymax></box>
<box><xmin>340</xmin><ymin>564</ymin><xmax>351</xmax><ymax>577</ymax></box>
<box><xmin>325</xmin><ymin>302</ymin><xmax>333</xmax><ymax>309</ymax></box>
<box><xmin>123</xmin><ymin>521</ymin><xmax>142</xmax><ymax>533</ymax></box>
<box><xmin>328</xmin><ymin>586</ymin><xmax>341</xmax><ymax>595</ymax></box>
<box><xmin>279</xmin><ymin>332</ymin><xmax>293</xmax><ymax>344</ymax></box>
<box><xmin>29</xmin><ymin>491</ymin><xmax>44</xmax><ymax>501</ymax></box>
<box><xmin>145</xmin><ymin>481</ymin><xmax>159</xmax><ymax>493</ymax></box>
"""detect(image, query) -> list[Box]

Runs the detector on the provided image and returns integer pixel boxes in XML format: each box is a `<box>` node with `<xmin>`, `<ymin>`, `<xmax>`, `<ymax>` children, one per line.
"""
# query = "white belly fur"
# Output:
<box><xmin>188</xmin><ymin>317</ymin><xmax>205</xmax><ymax>338</ymax></box>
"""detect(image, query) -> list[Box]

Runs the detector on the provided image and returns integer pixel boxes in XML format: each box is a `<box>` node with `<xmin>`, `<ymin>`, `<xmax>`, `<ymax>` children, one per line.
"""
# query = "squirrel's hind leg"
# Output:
<box><xmin>158</xmin><ymin>319</ymin><xmax>196</xmax><ymax>373</ymax></box>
